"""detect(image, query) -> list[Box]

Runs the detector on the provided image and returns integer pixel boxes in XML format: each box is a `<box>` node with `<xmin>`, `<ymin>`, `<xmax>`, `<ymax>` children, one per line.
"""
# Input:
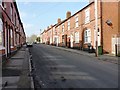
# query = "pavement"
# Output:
<box><xmin>1</xmin><ymin>45</ymin><xmax>34</xmax><ymax>90</ymax></box>
<box><xmin>50</xmin><ymin>45</ymin><xmax>119</xmax><ymax>65</ymax></box>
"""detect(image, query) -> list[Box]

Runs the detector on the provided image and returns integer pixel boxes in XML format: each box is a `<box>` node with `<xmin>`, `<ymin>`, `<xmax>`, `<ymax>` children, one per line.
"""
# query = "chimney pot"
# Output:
<box><xmin>66</xmin><ymin>11</ymin><xmax>71</xmax><ymax>19</ymax></box>
<box><xmin>57</xmin><ymin>18</ymin><xmax>61</xmax><ymax>24</ymax></box>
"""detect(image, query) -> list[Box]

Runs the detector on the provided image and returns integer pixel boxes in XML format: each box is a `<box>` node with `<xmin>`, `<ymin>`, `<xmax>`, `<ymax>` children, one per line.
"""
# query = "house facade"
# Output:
<box><xmin>0</xmin><ymin>1</ymin><xmax>26</xmax><ymax>61</ymax></box>
<box><xmin>41</xmin><ymin>0</ymin><xmax>120</xmax><ymax>55</ymax></box>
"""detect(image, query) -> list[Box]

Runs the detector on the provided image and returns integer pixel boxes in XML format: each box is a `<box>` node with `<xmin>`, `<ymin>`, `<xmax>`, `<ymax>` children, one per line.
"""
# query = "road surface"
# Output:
<box><xmin>29</xmin><ymin>44</ymin><xmax>118</xmax><ymax>88</ymax></box>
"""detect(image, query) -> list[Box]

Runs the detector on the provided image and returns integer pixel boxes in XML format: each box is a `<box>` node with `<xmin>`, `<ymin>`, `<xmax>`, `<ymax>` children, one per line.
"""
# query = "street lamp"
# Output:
<box><xmin>39</xmin><ymin>29</ymin><xmax>42</xmax><ymax>43</ymax></box>
<box><xmin>95</xmin><ymin>0</ymin><xmax>98</xmax><ymax>57</ymax></box>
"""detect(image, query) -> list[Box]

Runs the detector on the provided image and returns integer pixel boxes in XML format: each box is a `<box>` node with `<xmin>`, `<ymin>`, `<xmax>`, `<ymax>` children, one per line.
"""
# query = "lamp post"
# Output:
<box><xmin>95</xmin><ymin>0</ymin><xmax>98</xmax><ymax>57</ymax></box>
<box><xmin>39</xmin><ymin>29</ymin><xmax>41</xmax><ymax>43</ymax></box>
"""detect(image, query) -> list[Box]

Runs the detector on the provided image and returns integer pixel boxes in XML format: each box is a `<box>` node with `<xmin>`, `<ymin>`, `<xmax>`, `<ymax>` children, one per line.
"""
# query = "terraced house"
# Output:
<box><xmin>41</xmin><ymin>0</ymin><xmax>120</xmax><ymax>56</ymax></box>
<box><xmin>0</xmin><ymin>0</ymin><xmax>26</xmax><ymax>61</ymax></box>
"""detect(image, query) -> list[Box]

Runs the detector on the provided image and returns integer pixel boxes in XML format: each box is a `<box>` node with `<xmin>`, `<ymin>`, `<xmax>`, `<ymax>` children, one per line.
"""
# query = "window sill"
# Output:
<box><xmin>75</xmin><ymin>42</ymin><xmax>79</xmax><ymax>44</ymax></box>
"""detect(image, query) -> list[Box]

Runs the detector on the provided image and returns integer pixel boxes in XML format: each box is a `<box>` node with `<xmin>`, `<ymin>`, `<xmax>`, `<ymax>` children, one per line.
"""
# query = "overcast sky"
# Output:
<box><xmin>17</xmin><ymin>1</ymin><xmax>89</xmax><ymax>37</ymax></box>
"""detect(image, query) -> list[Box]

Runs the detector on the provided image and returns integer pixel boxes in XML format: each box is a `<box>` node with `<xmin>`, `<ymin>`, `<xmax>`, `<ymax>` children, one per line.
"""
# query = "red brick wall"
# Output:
<box><xmin>102</xmin><ymin>2</ymin><xmax>119</xmax><ymax>54</ymax></box>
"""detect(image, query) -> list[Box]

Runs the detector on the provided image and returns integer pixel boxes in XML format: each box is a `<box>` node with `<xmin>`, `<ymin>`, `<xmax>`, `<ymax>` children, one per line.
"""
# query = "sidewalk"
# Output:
<box><xmin>2</xmin><ymin>45</ymin><xmax>34</xmax><ymax>90</ymax></box>
<box><xmin>51</xmin><ymin>45</ymin><xmax>119</xmax><ymax>64</ymax></box>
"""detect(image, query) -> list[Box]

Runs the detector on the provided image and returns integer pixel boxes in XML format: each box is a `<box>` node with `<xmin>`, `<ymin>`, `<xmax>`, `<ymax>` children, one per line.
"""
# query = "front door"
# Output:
<box><xmin>112</xmin><ymin>37</ymin><xmax>120</xmax><ymax>55</ymax></box>
<box><xmin>70</xmin><ymin>35</ymin><xmax>73</xmax><ymax>48</ymax></box>
<box><xmin>112</xmin><ymin>37</ymin><xmax>116</xmax><ymax>54</ymax></box>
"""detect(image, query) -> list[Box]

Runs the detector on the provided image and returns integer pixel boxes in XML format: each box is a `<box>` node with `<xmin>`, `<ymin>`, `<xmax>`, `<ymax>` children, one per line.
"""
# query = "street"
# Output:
<box><xmin>29</xmin><ymin>44</ymin><xmax>118</xmax><ymax>88</ymax></box>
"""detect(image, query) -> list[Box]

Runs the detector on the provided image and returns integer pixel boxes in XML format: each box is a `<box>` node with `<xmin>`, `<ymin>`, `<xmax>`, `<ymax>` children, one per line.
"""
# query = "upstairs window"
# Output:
<box><xmin>15</xmin><ymin>13</ymin><xmax>17</xmax><ymax>25</ymax></box>
<box><xmin>2</xmin><ymin>2</ymin><xmax>7</xmax><ymax>10</ymax></box>
<box><xmin>85</xmin><ymin>8</ymin><xmax>90</xmax><ymax>24</ymax></box>
<box><xmin>62</xmin><ymin>24</ymin><xmax>64</xmax><ymax>33</ymax></box>
<box><xmin>57</xmin><ymin>26</ymin><xmax>60</xmax><ymax>34</ymax></box>
<box><xmin>0</xmin><ymin>0</ymin><xmax>2</xmax><ymax>6</ymax></box>
<box><xmin>55</xmin><ymin>30</ymin><xmax>57</xmax><ymax>35</ymax></box>
<box><xmin>0</xmin><ymin>19</ymin><xmax>3</xmax><ymax>45</ymax></box>
<box><xmin>75</xmin><ymin>32</ymin><xmax>79</xmax><ymax>43</ymax></box>
<box><xmin>75</xmin><ymin>15</ymin><xmax>79</xmax><ymax>28</ymax></box>
<box><xmin>67</xmin><ymin>20</ymin><xmax>70</xmax><ymax>30</ymax></box>
<box><xmin>10</xmin><ymin>4</ymin><xmax>13</xmax><ymax>21</ymax></box>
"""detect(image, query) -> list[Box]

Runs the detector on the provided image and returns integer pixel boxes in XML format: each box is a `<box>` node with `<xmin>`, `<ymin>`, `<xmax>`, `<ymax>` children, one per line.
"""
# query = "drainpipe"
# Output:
<box><xmin>100</xmin><ymin>0</ymin><xmax>103</xmax><ymax>54</ymax></box>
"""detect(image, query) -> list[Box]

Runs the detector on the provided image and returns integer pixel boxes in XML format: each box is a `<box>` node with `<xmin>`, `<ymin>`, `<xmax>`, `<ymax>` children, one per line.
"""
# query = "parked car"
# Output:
<box><xmin>26</xmin><ymin>42</ymin><xmax>33</xmax><ymax>47</ymax></box>
<box><xmin>33</xmin><ymin>42</ymin><xmax>37</xmax><ymax>44</ymax></box>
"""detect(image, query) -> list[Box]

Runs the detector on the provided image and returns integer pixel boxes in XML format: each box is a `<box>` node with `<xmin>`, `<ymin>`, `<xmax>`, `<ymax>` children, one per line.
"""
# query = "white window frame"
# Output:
<box><xmin>10</xmin><ymin>4</ymin><xmax>13</xmax><ymax>21</ymax></box>
<box><xmin>75</xmin><ymin>15</ymin><xmax>79</xmax><ymax>28</ymax></box>
<box><xmin>0</xmin><ymin>0</ymin><xmax>2</xmax><ymax>6</ymax></box>
<box><xmin>0</xmin><ymin>18</ymin><xmax>3</xmax><ymax>45</ymax></box>
<box><xmin>67</xmin><ymin>20</ymin><xmax>70</xmax><ymax>30</ymax></box>
<box><xmin>10</xmin><ymin>29</ymin><xmax>13</xmax><ymax>46</ymax></box>
<box><xmin>54</xmin><ymin>28</ymin><xmax>57</xmax><ymax>35</ymax></box>
<box><xmin>62</xmin><ymin>23</ymin><xmax>64</xmax><ymax>33</ymax></box>
<box><xmin>57</xmin><ymin>26</ymin><xmax>60</xmax><ymax>34</ymax></box>
<box><xmin>85</xmin><ymin>8</ymin><xmax>90</xmax><ymax>24</ymax></box>
<box><xmin>75</xmin><ymin>32</ymin><xmax>79</xmax><ymax>43</ymax></box>
<box><xmin>84</xmin><ymin>29</ymin><xmax>91</xmax><ymax>43</ymax></box>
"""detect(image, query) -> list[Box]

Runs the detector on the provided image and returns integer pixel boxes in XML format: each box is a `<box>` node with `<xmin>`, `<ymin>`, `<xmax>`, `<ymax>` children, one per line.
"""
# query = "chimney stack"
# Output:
<box><xmin>57</xmin><ymin>18</ymin><xmax>61</xmax><ymax>24</ymax></box>
<box><xmin>66</xmin><ymin>11</ymin><xmax>71</xmax><ymax>19</ymax></box>
<box><xmin>50</xmin><ymin>25</ymin><xmax>53</xmax><ymax>28</ymax></box>
<box><xmin>89</xmin><ymin>0</ymin><xmax>94</xmax><ymax>3</ymax></box>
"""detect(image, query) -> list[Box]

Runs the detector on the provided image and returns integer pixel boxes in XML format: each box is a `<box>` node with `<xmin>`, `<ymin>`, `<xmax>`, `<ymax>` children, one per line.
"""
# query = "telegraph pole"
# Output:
<box><xmin>95</xmin><ymin>0</ymin><xmax>98</xmax><ymax>57</ymax></box>
<box><xmin>39</xmin><ymin>29</ymin><xmax>41</xmax><ymax>43</ymax></box>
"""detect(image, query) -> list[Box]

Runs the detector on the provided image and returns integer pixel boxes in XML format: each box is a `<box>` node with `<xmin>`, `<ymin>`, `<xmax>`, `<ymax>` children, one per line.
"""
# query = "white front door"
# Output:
<box><xmin>70</xmin><ymin>35</ymin><xmax>73</xmax><ymax>48</ymax></box>
<box><xmin>112</xmin><ymin>37</ymin><xmax>120</xmax><ymax>54</ymax></box>
<box><xmin>112</xmin><ymin>37</ymin><xmax>116</xmax><ymax>54</ymax></box>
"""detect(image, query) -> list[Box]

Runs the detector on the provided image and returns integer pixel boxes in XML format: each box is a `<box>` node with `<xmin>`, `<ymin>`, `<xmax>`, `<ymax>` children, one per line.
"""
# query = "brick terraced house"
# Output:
<box><xmin>41</xmin><ymin>0</ymin><xmax>120</xmax><ymax>55</ymax></box>
<box><xmin>0</xmin><ymin>0</ymin><xmax>26</xmax><ymax>61</ymax></box>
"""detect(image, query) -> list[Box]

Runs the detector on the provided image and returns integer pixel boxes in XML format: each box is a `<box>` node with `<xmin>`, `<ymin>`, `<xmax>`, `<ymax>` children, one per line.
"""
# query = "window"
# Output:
<box><xmin>54</xmin><ymin>28</ymin><xmax>57</xmax><ymax>35</ymax></box>
<box><xmin>10</xmin><ymin>4</ymin><xmax>13</xmax><ymax>21</ymax></box>
<box><xmin>84</xmin><ymin>29</ymin><xmax>91</xmax><ymax>43</ymax></box>
<box><xmin>57</xmin><ymin>26</ymin><xmax>60</xmax><ymax>34</ymax></box>
<box><xmin>75</xmin><ymin>15</ymin><xmax>79</xmax><ymax>28</ymax></box>
<box><xmin>55</xmin><ymin>30</ymin><xmax>57</xmax><ymax>35</ymax></box>
<box><xmin>15</xmin><ymin>13</ymin><xmax>16</xmax><ymax>25</ymax></box>
<box><xmin>67</xmin><ymin>20</ymin><xmax>70</xmax><ymax>30</ymax></box>
<box><xmin>2</xmin><ymin>2</ymin><xmax>7</xmax><ymax>10</ymax></box>
<box><xmin>0</xmin><ymin>19</ymin><xmax>3</xmax><ymax>45</ymax></box>
<box><xmin>75</xmin><ymin>32</ymin><xmax>79</xmax><ymax>43</ymax></box>
<box><xmin>0</xmin><ymin>0</ymin><xmax>2</xmax><ymax>6</ymax></box>
<box><xmin>10</xmin><ymin>29</ymin><xmax>13</xmax><ymax>46</ymax></box>
<box><xmin>85</xmin><ymin>8</ymin><xmax>90</xmax><ymax>24</ymax></box>
<box><xmin>62</xmin><ymin>24</ymin><xmax>64</xmax><ymax>33</ymax></box>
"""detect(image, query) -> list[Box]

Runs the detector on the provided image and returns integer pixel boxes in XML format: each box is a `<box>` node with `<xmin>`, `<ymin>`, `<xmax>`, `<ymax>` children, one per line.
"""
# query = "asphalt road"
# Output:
<box><xmin>29</xmin><ymin>44</ymin><xmax>118</xmax><ymax>88</ymax></box>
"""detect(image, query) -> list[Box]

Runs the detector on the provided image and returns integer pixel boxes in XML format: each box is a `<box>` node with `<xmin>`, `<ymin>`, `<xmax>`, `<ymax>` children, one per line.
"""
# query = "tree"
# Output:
<box><xmin>26</xmin><ymin>34</ymin><xmax>37</xmax><ymax>42</ymax></box>
<box><xmin>36</xmin><ymin>37</ymin><xmax>40</xmax><ymax>43</ymax></box>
